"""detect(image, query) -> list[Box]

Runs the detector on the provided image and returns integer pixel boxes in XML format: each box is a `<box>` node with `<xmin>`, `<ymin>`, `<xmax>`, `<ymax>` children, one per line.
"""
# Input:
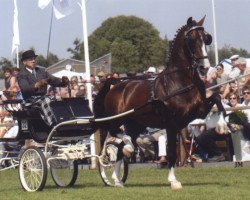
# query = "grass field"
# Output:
<box><xmin>0</xmin><ymin>165</ymin><xmax>250</xmax><ymax>200</ymax></box>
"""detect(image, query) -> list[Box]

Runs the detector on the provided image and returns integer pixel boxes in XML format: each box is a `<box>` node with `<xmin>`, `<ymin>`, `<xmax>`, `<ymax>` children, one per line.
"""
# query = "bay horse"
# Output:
<box><xmin>93</xmin><ymin>16</ymin><xmax>226</xmax><ymax>189</ymax></box>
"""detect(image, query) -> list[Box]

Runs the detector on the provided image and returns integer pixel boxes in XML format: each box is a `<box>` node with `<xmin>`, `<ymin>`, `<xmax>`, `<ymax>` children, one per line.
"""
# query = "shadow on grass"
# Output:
<box><xmin>46</xmin><ymin>182</ymin><xmax>221</xmax><ymax>189</ymax></box>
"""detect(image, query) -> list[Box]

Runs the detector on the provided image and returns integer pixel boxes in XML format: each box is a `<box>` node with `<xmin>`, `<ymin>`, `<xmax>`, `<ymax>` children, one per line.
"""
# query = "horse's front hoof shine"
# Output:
<box><xmin>170</xmin><ymin>181</ymin><xmax>182</xmax><ymax>190</ymax></box>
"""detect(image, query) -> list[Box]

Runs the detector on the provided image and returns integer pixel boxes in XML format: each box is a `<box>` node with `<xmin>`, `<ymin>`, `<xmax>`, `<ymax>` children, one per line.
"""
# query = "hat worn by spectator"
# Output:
<box><xmin>147</xmin><ymin>66</ymin><xmax>156</xmax><ymax>73</ymax></box>
<box><xmin>21</xmin><ymin>50</ymin><xmax>38</xmax><ymax>61</ymax></box>
<box><xmin>229</xmin><ymin>55</ymin><xmax>239</xmax><ymax>60</ymax></box>
<box><xmin>235</xmin><ymin>57</ymin><xmax>247</xmax><ymax>65</ymax></box>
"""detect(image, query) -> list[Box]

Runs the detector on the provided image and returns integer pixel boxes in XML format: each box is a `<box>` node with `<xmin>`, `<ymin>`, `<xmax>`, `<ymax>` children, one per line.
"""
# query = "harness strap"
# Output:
<box><xmin>163</xmin><ymin>84</ymin><xmax>195</xmax><ymax>101</ymax></box>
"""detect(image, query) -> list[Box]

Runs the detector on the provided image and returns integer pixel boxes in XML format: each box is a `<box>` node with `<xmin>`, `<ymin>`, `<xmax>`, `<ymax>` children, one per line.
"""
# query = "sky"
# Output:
<box><xmin>1</xmin><ymin>0</ymin><xmax>250</xmax><ymax>61</ymax></box>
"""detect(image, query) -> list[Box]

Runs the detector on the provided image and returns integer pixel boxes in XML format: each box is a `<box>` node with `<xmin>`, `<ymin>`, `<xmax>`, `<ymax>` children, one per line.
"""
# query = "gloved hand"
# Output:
<box><xmin>34</xmin><ymin>79</ymin><xmax>48</xmax><ymax>90</ymax></box>
<box><xmin>61</xmin><ymin>76</ymin><xmax>69</xmax><ymax>86</ymax></box>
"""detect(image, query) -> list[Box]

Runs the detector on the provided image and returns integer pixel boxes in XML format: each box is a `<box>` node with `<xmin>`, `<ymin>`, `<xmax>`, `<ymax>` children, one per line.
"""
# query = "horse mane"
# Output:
<box><xmin>167</xmin><ymin>18</ymin><xmax>198</xmax><ymax>64</ymax></box>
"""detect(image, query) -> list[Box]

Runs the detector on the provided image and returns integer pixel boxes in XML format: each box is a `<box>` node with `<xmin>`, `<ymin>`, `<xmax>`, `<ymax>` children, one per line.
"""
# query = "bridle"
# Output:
<box><xmin>184</xmin><ymin>26</ymin><xmax>210</xmax><ymax>62</ymax></box>
<box><xmin>152</xmin><ymin>26</ymin><xmax>211</xmax><ymax>103</ymax></box>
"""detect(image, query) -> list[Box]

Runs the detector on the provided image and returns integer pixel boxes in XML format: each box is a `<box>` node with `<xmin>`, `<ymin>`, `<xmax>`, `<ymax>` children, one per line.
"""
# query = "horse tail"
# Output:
<box><xmin>93</xmin><ymin>78</ymin><xmax>120</xmax><ymax>118</ymax></box>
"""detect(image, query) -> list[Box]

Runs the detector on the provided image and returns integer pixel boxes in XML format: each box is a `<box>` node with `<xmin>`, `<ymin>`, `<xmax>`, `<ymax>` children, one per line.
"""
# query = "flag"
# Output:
<box><xmin>12</xmin><ymin>0</ymin><xmax>20</xmax><ymax>54</ymax></box>
<box><xmin>38</xmin><ymin>0</ymin><xmax>52</xmax><ymax>9</ymax></box>
<box><xmin>38</xmin><ymin>0</ymin><xmax>72</xmax><ymax>19</ymax></box>
<box><xmin>53</xmin><ymin>0</ymin><xmax>72</xmax><ymax>19</ymax></box>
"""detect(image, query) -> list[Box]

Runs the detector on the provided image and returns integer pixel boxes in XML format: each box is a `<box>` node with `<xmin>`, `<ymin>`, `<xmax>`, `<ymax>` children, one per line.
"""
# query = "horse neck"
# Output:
<box><xmin>168</xmin><ymin>38</ymin><xmax>192</xmax><ymax>69</ymax></box>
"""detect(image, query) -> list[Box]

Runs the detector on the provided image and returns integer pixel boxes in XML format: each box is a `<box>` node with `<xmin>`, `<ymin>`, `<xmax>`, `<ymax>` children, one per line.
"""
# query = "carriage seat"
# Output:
<box><xmin>49</xmin><ymin>98</ymin><xmax>94</xmax><ymax>138</ymax></box>
<box><xmin>1</xmin><ymin>98</ymin><xmax>94</xmax><ymax>142</ymax></box>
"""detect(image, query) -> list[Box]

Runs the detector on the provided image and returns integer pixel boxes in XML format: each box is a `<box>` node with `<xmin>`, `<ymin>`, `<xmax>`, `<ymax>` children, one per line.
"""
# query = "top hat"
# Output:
<box><xmin>21</xmin><ymin>50</ymin><xmax>38</xmax><ymax>61</ymax></box>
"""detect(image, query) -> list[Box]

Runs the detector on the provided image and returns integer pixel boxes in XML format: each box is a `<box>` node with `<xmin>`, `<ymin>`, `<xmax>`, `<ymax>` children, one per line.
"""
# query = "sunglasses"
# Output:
<box><xmin>229</xmin><ymin>97</ymin><xmax>237</xmax><ymax>100</ymax></box>
<box><xmin>216</xmin><ymin>68</ymin><xmax>223</xmax><ymax>71</ymax></box>
<box><xmin>243</xmin><ymin>92</ymin><xmax>250</xmax><ymax>95</ymax></box>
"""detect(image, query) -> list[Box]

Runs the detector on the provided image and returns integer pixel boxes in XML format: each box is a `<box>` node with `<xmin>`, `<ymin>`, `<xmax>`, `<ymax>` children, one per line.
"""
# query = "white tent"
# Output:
<box><xmin>52</xmin><ymin>70</ymin><xmax>86</xmax><ymax>79</ymax></box>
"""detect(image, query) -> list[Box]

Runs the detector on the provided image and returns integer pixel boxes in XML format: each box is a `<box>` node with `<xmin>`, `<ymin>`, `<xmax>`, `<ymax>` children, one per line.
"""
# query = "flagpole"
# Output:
<box><xmin>80</xmin><ymin>0</ymin><xmax>92</xmax><ymax>110</ymax></box>
<box><xmin>16</xmin><ymin>46</ymin><xmax>19</xmax><ymax>68</ymax></box>
<box><xmin>211</xmin><ymin>0</ymin><xmax>219</xmax><ymax>64</ymax></box>
<box><xmin>80</xmin><ymin>0</ymin><xmax>97</xmax><ymax>169</ymax></box>
<box><xmin>12</xmin><ymin>0</ymin><xmax>20</xmax><ymax>68</ymax></box>
<box><xmin>47</xmin><ymin>1</ymin><xmax>54</xmax><ymax>60</ymax></box>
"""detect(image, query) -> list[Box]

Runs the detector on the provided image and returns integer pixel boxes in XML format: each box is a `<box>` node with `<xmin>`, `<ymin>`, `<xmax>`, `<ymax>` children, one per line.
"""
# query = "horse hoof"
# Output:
<box><xmin>170</xmin><ymin>181</ymin><xmax>182</xmax><ymax>190</ymax></box>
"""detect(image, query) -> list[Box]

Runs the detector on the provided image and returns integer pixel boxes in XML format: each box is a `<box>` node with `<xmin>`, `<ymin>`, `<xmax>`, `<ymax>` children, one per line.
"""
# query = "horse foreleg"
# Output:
<box><xmin>167</xmin><ymin>132</ymin><xmax>182</xmax><ymax>190</ymax></box>
<box><xmin>112</xmin><ymin>159</ymin><xmax>124</xmax><ymax>187</ymax></box>
<box><xmin>207</xmin><ymin>93</ymin><xmax>226</xmax><ymax>117</ymax></box>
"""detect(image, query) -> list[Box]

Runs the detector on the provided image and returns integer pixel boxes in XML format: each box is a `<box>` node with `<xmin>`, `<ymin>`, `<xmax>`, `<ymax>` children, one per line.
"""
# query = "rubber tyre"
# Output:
<box><xmin>98</xmin><ymin>152</ymin><xmax>129</xmax><ymax>187</ymax></box>
<box><xmin>50</xmin><ymin>159</ymin><xmax>78</xmax><ymax>187</ymax></box>
<box><xmin>19</xmin><ymin>147</ymin><xmax>47</xmax><ymax>192</ymax></box>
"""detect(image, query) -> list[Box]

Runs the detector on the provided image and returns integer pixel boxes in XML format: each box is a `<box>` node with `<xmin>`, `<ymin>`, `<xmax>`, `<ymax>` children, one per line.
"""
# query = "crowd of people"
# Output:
<box><xmin>1</xmin><ymin>50</ymin><xmax>250</xmax><ymax>167</ymax></box>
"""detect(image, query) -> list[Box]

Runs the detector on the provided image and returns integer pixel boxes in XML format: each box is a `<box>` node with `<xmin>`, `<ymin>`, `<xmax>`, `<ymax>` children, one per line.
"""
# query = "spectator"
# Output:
<box><xmin>113</xmin><ymin>72</ymin><xmax>120</xmax><ymax>78</ymax></box>
<box><xmin>207</xmin><ymin>63</ymin><xmax>230</xmax><ymax>99</ymax></box>
<box><xmin>157</xmin><ymin>66</ymin><xmax>165</xmax><ymax>74</ymax></box>
<box><xmin>227</xmin><ymin>92</ymin><xmax>241</xmax><ymax>108</ymax></box>
<box><xmin>228</xmin><ymin>55</ymin><xmax>240</xmax><ymax>79</ymax></box>
<box><xmin>3</xmin><ymin>67</ymin><xmax>22</xmax><ymax>100</ymax></box>
<box><xmin>59</xmin><ymin>87</ymin><xmax>70</xmax><ymax>98</ymax></box>
<box><xmin>0</xmin><ymin>111</ymin><xmax>17</xmax><ymax>139</ymax></box>
<box><xmin>146</xmin><ymin>66</ymin><xmax>156</xmax><ymax>75</ymax></box>
<box><xmin>241</xmin><ymin>85</ymin><xmax>250</xmax><ymax>119</ymax></box>
<box><xmin>229</xmin><ymin>81</ymin><xmax>238</xmax><ymax>94</ymax></box>
<box><xmin>195</xmin><ymin>93</ymin><xmax>237</xmax><ymax>162</ymax></box>
<box><xmin>69</xmin><ymin>76</ymin><xmax>79</xmax><ymax>97</ymax></box>
<box><xmin>47</xmin><ymin>86</ymin><xmax>58</xmax><ymax>98</ymax></box>
<box><xmin>75</xmin><ymin>84</ymin><xmax>86</xmax><ymax>97</ymax></box>
<box><xmin>97</xmin><ymin>71</ymin><xmax>106</xmax><ymax>82</ymax></box>
<box><xmin>12</xmin><ymin>67</ymin><xmax>20</xmax><ymax>77</ymax></box>
<box><xmin>136</xmin><ymin>128</ymin><xmax>167</xmax><ymax>163</ymax></box>
<box><xmin>105</xmin><ymin>73</ymin><xmax>113</xmax><ymax>79</ymax></box>
<box><xmin>235</xmin><ymin>57</ymin><xmax>250</xmax><ymax>89</ymax></box>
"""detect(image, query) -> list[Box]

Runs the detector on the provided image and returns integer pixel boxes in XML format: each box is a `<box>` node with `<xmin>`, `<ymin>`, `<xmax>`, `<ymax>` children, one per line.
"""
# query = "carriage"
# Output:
<box><xmin>0</xmin><ymin>97</ymin><xmax>129</xmax><ymax>192</ymax></box>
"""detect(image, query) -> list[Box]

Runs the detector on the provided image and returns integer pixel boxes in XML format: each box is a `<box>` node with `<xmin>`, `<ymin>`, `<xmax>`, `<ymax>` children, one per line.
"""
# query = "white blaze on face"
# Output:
<box><xmin>201</xmin><ymin>41</ymin><xmax>210</xmax><ymax>68</ymax></box>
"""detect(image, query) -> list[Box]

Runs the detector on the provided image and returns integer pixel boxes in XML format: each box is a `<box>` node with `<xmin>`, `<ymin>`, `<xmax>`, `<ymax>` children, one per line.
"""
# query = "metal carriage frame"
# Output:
<box><xmin>0</xmin><ymin>97</ymin><xmax>131</xmax><ymax>192</ymax></box>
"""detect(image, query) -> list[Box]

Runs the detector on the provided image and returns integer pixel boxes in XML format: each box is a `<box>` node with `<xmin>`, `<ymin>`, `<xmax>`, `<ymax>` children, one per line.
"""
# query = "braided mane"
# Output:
<box><xmin>167</xmin><ymin>19</ymin><xmax>197</xmax><ymax>62</ymax></box>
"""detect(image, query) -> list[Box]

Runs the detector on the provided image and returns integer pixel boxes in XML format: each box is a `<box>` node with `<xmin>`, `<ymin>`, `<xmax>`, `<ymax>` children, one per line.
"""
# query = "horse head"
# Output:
<box><xmin>184</xmin><ymin>16</ymin><xmax>212</xmax><ymax>67</ymax></box>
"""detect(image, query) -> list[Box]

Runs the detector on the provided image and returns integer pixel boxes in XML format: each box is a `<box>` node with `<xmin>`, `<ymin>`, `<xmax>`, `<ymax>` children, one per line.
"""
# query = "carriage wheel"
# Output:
<box><xmin>98</xmin><ymin>145</ymin><xmax>129</xmax><ymax>186</ymax></box>
<box><xmin>19</xmin><ymin>147</ymin><xmax>47</xmax><ymax>192</ymax></box>
<box><xmin>50</xmin><ymin>149</ymin><xmax>78</xmax><ymax>187</ymax></box>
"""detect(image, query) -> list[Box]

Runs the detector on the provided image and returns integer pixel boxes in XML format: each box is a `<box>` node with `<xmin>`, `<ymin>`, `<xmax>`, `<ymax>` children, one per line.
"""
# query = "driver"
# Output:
<box><xmin>17</xmin><ymin>50</ymin><xmax>69</xmax><ymax>126</ymax></box>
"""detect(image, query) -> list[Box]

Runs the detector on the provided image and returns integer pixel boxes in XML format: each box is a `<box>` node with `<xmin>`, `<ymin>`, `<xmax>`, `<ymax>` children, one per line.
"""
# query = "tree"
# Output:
<box><xmin>68</xmin><ymin>15</ymin><xmax>168</xmax><ymax>72</ymax></box>
<box><xmin>36</xmin><ymin>53</ymin><xmax>59</xmax><ymax>68</ymax></box>
<box><xmin>0</xmin><ymin>57</ymin><xmax>14</xmax><ymax>69</ymax></box>
<box><xmin>67</xmin><ymin>38</ymin><xmax>84</xmax><ymax>60</ymax></box>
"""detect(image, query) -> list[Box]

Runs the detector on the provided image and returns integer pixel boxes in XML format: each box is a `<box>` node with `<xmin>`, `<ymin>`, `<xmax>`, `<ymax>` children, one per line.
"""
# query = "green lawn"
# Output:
<box><xmin>0</xmin><ymin>165</ymin><xmax>249</xmax><ymax>200</ymax></box>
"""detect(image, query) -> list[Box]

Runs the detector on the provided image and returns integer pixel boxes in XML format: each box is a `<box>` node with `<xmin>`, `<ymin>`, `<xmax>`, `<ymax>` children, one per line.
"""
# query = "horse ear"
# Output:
<box><xmin>197</xmin><ymin>15</ymin><xmax>206</xmax><ymax>26</ymax></box>
<box><xmin>187</xmin><ymin>17</ymin><xmax>193</xmax><ymax>26</ymax></box>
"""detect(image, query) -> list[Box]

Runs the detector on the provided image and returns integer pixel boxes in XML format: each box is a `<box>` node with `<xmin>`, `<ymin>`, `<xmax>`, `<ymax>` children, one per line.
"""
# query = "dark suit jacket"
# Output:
<box><xmin>17</xmin><ymin>66</ymin><xmax>63</xmax><ymax>100</ymax></box>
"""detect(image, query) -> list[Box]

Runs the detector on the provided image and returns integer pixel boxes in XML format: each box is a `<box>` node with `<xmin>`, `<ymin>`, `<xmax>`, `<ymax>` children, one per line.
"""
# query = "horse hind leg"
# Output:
<box><xmin>167</xmin><ymin>132</ymin><xmax>182</xmax><ymax>190</ymax></box>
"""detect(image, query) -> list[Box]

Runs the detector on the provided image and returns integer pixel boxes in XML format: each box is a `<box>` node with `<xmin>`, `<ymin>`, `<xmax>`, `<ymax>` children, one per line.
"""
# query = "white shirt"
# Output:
<box><xmin>241</xmin><ymin>101</ymin><xmax>250</xmax><ymax>122</ymax></box>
